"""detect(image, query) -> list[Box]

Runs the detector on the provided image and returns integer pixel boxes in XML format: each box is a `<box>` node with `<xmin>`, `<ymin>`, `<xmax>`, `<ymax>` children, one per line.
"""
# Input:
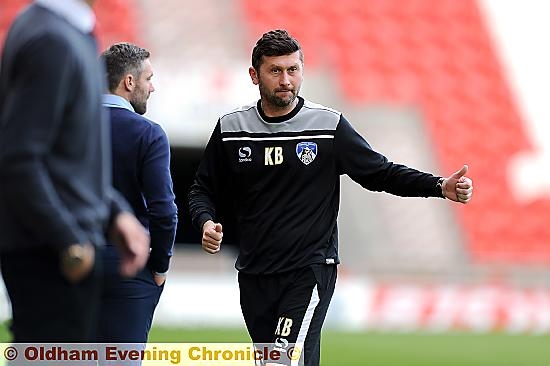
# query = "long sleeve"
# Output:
<box><xmin>334</xmin><ymin>115</ymin><xmax>442</xmax><ymax>197</ymax></box>
<box><xmin>141</xmin><ymin>124</ymin><xmax>178</xmax><ymax>273</ymax></box>
<box><xmin>0</xmin><ymin>34</ymin><xmax>87</xmax><ymax>250</ymax></box>
<box><xmin>105</xmin><ymin>187</ymin><xmax>132</xmax><ymax>228</ymax></box>
<box><xmin>188</xmin><ymin>120</ymin><xmax>228</xmax><ymax>232</ymax></box>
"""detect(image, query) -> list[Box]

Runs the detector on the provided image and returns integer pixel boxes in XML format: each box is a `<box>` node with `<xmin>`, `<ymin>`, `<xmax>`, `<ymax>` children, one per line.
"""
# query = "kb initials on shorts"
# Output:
<box><xmin>265</xmin><ymin>147</ymin><xmax>283</xmax><ymax>165</ymax></box>
<box><xmin>275</xmin><ymin>316</ymin><xmax>293</xmax><ymax>337</ymax></box>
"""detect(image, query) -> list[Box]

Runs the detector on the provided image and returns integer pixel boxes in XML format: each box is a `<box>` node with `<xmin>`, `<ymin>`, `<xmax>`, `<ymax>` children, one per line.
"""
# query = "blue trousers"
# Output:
<box><xmin>97</xmin><ymin>245</ymin><xmax>164</xmax><ymax>343</ymax></box>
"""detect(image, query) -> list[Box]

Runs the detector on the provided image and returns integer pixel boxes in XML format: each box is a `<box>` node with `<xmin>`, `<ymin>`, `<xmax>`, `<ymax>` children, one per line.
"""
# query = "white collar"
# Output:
<box><xmin>102</xmin><ymin>94</ymin><xmax>135</xmax><ymax>113</ymax></box>
<box><xmin>35</xmin><ymin>0</ymin><xmax>95</xmax><ymax>34</ymax></box>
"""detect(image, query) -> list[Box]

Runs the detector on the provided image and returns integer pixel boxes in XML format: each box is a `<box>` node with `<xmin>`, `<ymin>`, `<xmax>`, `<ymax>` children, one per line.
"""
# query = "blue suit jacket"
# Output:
<box><xmin>107</xmin><ymin>106</ymin><xmax>178</xmax><ymax>273</ymax></box>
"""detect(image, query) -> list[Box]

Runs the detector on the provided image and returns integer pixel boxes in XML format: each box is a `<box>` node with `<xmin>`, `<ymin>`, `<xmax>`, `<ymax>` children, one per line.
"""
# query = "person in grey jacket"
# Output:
<box><xmin>0</xmin><ymin>0</ymin><xmax>149</xmax><ymax>342</ymax></box>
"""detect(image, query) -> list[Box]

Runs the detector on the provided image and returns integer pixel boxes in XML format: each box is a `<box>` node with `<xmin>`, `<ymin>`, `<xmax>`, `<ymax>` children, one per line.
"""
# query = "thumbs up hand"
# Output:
<box><xmin>441</xmin><ymin>165</ymin><xmax>473</xmax><ymax>204</ymax></box>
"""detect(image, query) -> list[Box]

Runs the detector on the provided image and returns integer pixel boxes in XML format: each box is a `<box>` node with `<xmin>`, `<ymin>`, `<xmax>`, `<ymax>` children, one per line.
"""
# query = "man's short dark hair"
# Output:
<box><xmin>101</xmin><ymin>43</ymin><xmax>150</xmax><ymax>92</ymax></box>
<box><xmin>251</xmin><ymin>29</ymin><xmax>303</xmax><ymax>71</ymax></box>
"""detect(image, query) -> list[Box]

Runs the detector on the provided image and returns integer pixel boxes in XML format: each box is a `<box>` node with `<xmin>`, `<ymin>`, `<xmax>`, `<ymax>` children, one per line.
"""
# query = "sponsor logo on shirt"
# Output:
<box><xmin>296</xmin><ymin>142</ymin><xmax>317</xmax><ymax>165</ymax></box>
<box><xmin>238</xmin><ymin>146</ymin><xmax>252</xmax><ymax>162</ymax></box>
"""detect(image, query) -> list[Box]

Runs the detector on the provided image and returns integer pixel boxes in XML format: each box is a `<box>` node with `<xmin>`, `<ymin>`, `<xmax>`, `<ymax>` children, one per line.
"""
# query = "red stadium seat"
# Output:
<box><xmin>0</xmin><ymin>0</ymin><xmax>138</xmax><ymax>52</ymax></box>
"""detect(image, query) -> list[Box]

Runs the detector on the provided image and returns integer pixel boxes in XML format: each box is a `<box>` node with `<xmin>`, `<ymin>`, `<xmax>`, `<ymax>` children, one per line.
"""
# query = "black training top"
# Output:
<box><xmin>189</xmin><ymin>97</ymin><xmax>442</xmax><ymax>274</ymax></box>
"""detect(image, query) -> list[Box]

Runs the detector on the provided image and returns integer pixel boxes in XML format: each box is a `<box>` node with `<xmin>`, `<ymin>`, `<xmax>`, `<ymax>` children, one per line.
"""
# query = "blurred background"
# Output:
<box><xmin>1</xmin><ymin>0</ymin><xmax>550</xmax><ymax>364</ymax></box>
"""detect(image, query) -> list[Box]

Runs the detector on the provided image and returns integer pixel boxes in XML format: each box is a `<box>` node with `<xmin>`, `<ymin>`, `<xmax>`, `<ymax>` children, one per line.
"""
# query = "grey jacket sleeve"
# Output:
<box><xmin>0</xmin><ymin>34</ymin><xmax>88</xmax><ymax>250</ymax></box>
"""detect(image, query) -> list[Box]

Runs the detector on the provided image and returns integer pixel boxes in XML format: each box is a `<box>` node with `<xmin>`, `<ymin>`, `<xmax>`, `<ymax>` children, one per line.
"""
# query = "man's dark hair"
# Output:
<box><xmin>251</xmin><ymin>29</ymin><xmax>303</xmax><ymax>71</ymax></box>
<box><xmin>101</xmin><ymin>43</ymin><xmax>150</xmax><ymax>92</ymax></box>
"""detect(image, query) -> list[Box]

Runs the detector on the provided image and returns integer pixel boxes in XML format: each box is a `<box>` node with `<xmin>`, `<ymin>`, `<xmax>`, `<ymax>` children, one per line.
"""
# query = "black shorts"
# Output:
<box><xmin>238</xmin><ymin>264</ymin><xmax>337</xmax><ymax>366</ymax></box>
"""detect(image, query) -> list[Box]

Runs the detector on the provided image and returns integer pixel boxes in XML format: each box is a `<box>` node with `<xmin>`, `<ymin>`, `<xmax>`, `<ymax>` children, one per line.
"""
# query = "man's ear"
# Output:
<box><xmin>249</xmin><ymin>67</ymin><xmax>259</xmax><ymax>85</ymax></box>
<box><xmin>123</xmin><ymin>74</ymin><xmax>135</xmax><ymax>92</ymax></box>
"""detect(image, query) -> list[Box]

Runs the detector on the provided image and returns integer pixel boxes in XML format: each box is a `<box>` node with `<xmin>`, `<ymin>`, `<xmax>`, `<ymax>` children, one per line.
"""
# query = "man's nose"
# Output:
<box><xmin>279</xmin><ymin>72</ymin><xmax>291</xmax><ymax>86</ymax></box>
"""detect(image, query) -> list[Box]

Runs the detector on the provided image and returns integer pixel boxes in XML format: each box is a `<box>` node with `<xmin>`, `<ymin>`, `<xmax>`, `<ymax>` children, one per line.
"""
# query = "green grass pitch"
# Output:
<box><xmin>148</xmin><ymin>327</ymin><xmax>550</xmax><ymax>366</ymax></box>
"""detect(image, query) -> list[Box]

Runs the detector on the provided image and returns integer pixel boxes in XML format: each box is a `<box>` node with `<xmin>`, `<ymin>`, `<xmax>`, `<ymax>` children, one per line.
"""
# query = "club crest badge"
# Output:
<box><xmin>296</xmin><ymin>142</ymin><xmax>317</xmax><ymax>165</ymax></box>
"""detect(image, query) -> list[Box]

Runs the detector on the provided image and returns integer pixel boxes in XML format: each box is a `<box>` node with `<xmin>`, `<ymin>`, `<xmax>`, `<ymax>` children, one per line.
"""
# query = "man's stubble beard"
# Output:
<box><xmin>259</xmin><ymin>80</ymin><xmax>299</xmax><ymax>109</ymax></box>
<box><xmin>129</xmin><ymin>89</ymin><xmax>148</xmax><ymax>115</ymax></box>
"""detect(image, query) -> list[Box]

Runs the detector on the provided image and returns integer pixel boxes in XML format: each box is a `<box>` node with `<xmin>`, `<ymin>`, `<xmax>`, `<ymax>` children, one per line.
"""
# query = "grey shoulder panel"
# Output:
<box><xmin>220</xmin><ymin>102</ymin><xmax>260</xmax><ymax>133</ymax></box>
<box><xmin>220</xmin><ymin>99</ymin><xmax>341</xmax><ymax>134</ymax></box>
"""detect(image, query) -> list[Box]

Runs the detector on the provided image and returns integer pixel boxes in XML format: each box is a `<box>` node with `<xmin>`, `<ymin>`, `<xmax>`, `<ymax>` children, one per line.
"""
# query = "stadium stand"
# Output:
<box><xmin>239</xmin><ymin>0</ymin><xmax>550</xmax><ymax>266</ymax></box>
<box><xmin>2</xmin><ymin>0</ymin><xmax>550</xmax><ymax>335</ymax></box>
<box><xmin>3</xmin><ymin>0</ymin><xmax>550</xmax><ymax>270</ymax></box>
<box><xmin>4</xmin><ymin>0</ymin><xmax>550</xmax><ymax>270</ymax></box>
